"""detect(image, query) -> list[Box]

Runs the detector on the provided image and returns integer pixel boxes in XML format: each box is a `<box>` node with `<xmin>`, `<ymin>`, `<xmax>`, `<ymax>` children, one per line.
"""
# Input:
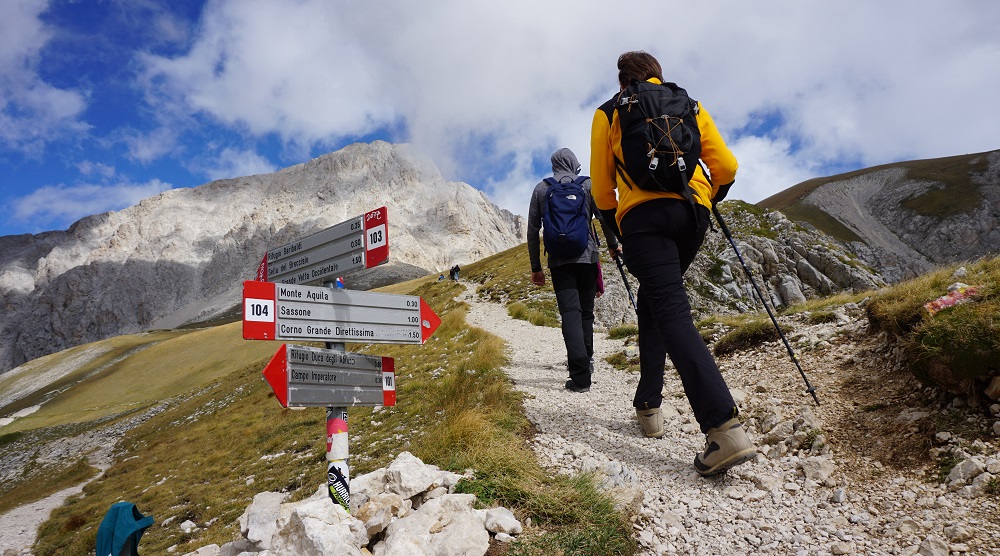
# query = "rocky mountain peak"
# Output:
<box><xmin>0</xmin><ymin>141</ymin><xmax>525</xmax><ymax>374</ymax></box>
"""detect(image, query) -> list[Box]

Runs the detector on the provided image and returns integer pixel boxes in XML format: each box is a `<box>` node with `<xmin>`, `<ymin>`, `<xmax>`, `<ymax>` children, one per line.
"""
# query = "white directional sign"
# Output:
<box><xmin>262</xmin><ymin>344</ymin><xmax>396</xmax><ymax>408</ymax></box>
<box><xmin>262</xmin><ymin>206</ymin><xmax>388</xmax><ymax>285</ymax></box>
<box><xmin>242</xmin><ymin>280</ymin><xmax>441</xmax><ymax>344</ymax></box>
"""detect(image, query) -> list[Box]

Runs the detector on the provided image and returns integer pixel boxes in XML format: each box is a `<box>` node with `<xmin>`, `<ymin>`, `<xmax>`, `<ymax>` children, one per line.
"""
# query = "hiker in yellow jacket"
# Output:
<box><xmin>590</xmin><ymin>51</ymin><xmax>756</xmax><ymax>476</ymax></box>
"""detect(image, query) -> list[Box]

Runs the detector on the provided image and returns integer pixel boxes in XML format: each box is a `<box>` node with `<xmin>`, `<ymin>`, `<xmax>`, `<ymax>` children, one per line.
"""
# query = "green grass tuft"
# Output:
<box><xmin>713</xmin><ymin>318</ymin><xmax>782</xmax><ymax>357</ymax></box>
<box><xmin>607</xmin><ymin>324</ymin><xmax>639</xmax><ymax>339</ymax></box>
<box><xmin>866</xmin><ymin>258</ymin><xmax>1000</xmax><ymax>392</ymax></box>
<box><xmin>509</xmin><ymin>301</ymin><xmax>560</xmax><ymax>327</ymax></box>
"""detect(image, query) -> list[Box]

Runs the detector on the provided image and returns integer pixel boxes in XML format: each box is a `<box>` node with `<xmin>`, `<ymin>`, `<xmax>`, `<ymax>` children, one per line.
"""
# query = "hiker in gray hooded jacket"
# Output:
<box><xmin>527</xmin><ymin>147</ymin><xmax>620</xmax><ymax>392</ymax></box>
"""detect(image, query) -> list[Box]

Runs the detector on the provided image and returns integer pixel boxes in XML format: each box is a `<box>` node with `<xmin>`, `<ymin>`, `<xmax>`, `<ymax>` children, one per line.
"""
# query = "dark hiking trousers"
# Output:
<box><xmin>550</xmin><ymin>263</ymin><xmax>598</xmax><ymax>388</ymax></box>
<box><xmin>620</xmin><ymin>199</ymin><xmax>736</xmax><ymax>433</ymax></box>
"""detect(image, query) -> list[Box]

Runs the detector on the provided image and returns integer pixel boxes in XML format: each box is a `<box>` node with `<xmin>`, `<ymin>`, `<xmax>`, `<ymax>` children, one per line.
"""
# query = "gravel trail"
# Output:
<box><xmin>458</xmin><ymin>282</ymin><xmax>1000</xmax><ymax>556</ymax></box>
<box><xmin>0</xmin><ymin>485</ymin><xmax>87</xmax><ymax>555</ymax></box>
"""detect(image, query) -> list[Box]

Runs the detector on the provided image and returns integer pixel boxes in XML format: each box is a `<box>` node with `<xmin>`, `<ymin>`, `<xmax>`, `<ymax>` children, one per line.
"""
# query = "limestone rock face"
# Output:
<box><xmin>594</xmin><ymin>205</ymin><xmax>888</xmax><ymax>327</ymax></box>
<box><xmin>781</xmin><ymin>150</ymin><xmax>1000</xmax><ymax>283</ymax></box>
<box><xmin>0</xmin><ymin>141</ymin><xmax>525</xmax><ymax>373</ymax></box>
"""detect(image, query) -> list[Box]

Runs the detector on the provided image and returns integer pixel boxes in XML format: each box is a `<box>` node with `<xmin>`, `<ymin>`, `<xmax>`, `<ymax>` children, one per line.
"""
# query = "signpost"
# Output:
<box><xmin>261</xmin><ymin>344</ymin><xmax>396</xmax><ymax>408</ymax></box>
<box><xmin>244</xmin><ymin>207</ymin><xmax>441</xmax><ymax>513</ymax></box>
<box><xmin>263</xmin><ymin>206</ymin><xmax>389</xmax><ymax>285</ymax></box>
<box><xmin>242</xmin><ymin>281</ymin><xmax>441</xmax><ymax>344</ymax></box>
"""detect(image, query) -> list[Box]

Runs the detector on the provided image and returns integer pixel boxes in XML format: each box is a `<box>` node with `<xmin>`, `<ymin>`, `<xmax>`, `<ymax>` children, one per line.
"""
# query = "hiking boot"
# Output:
<box><xmin>636</xmin><ymin>407</ymin><xmax>664</xmax><ymax>438</ymax></box>
<box><xmin>693</xmin><ymin>418</ymin><xmax>757</xmax><ymax>476</ymax></box>
<box><xmin>564</xmin><ymin>380</ymin><xmax>589</xmax><ymax>393</ymax></box>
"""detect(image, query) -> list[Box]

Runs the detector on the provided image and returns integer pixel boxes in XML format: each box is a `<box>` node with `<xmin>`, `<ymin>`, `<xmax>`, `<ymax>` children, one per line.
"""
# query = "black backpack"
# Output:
<box><xmin>614</xmin><ymin>81</ymin><xmax>701</xmax><ymax>199</ymax></box>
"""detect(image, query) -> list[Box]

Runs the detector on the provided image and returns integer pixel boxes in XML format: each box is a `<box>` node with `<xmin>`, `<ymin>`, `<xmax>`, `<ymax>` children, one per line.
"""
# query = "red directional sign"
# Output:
<box><xmin>262</xmin><ymin>344</ymin><xmax>396</xmax><ymax>408</ymax></box>
<box><xmin>243</xmin><ymin>281</ymin><xmax>441</xmax><ymax>344</ymax></box>
<box><xmin>261</xmin><ymin>206</ymin><xmax>389</xmax><ymax>285</ymax></box>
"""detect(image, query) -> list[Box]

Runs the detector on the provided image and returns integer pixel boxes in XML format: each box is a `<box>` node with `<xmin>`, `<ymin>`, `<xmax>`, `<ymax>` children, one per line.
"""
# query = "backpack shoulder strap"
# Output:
<box><xmin>572</xmin><ymin>175</ymin><xmax>589</xmax><ymax>185</ymax></box>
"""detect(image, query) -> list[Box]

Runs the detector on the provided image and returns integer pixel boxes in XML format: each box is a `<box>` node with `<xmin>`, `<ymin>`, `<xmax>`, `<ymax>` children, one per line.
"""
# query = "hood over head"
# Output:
<box><xmin>550</xmin><ymin>148</ymin><xmax>582</xmax><ymax>182</ymax></box>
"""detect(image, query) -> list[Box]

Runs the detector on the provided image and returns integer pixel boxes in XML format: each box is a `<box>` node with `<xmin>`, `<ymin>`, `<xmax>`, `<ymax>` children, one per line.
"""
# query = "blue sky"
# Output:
<box><xmin>2</xmin><ymin>0</ymin><xmax>999</xmax><ymax>238</ymax></box>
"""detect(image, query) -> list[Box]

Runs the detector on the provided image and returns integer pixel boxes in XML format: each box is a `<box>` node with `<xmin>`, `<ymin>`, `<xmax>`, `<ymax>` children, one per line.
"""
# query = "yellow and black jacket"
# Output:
<box><xmin>590</xmin><ymin>77</ymin><xmax>738</xmax><ymax>228</ymax></box>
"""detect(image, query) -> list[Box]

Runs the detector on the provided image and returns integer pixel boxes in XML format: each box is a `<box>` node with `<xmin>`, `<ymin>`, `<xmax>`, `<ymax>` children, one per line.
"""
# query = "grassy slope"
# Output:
<box><xmin>4</xmin><ymin>275</ymin><xmax>635</xmax><ymax>556</ymax></box>
<box><xmin>2</xmin><ymin>326</ymin><xmax>276</xmax><ymax>434</ymax></box>
<box><xmin>0</xmin><ymin>331</ymin><xmax>184</xmax><ymax>423</ymax></box>
<box><xmin>866</xmin><ymin>257</ymin><xmax>1000</xmax><ymax>389</ymax></box>
<box><xmin>757</xmin><ymin>150</ymin><xmax>994</xmax><ymax>242</ymax></box>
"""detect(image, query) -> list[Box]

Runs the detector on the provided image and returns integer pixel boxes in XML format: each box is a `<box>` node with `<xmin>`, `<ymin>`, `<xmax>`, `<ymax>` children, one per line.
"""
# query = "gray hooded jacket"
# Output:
<box><xmin>527</xmin><ymin>148</ymin><xmax>619</xmax><ymax>272</ymax></box>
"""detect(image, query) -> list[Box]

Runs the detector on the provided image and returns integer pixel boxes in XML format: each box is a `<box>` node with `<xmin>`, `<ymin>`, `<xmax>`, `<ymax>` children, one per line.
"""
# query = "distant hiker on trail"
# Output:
<box><xmin>589</xmin><ymin>51</ymin><xmax>756</xmax><ymax>476</ymax></box>
<box><xmin>528</xmin><ymin>147</ymin><xmax>621</xmax><ymax>393</ymax></box>
<box><xmin>450</xmin><ymin>265</ymin><xmax>461</xmax><ymax>280</ymax></box>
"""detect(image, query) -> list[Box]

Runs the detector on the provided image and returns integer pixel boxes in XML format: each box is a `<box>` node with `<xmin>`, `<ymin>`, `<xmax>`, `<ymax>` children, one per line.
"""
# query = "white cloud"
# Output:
<box><xmin>77</xmin><ymin>161</ymin><xmax>116</xmax><ymax>179</ymax></box>
<box><xmin>728</xmin><ymin>136</ymin><xmax>817</xmax><ymax>204</ymax></box>
<box><xmin>10</xmin><ymin>180</ymin><xmax>173</xmax><ymax>228</ymax></box>
<box><xmin>124</xmin><ymin>127</ymin><xmax>181</xmax><ymax>163</ymax></box>
<box><xmin>138</xmin><ymin>0</ymin><xmax>398</xmax><ymax>144</ymax></box>
<box><xmin>133</xmin><ymin>0</ymin><xmax>1000</xmax><ymax>217</ymax></box>
<box><xmin>0</xmin><ymin>0</ymin><xmax>88</xmax><ymax>152</ymax></box>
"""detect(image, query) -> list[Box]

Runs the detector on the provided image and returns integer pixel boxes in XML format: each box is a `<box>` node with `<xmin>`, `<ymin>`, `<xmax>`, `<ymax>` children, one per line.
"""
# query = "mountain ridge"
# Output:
<box><xmin>5</xmin><ymin>144</ymin><xmax>999</xmax><ymax>375</ymax></box>
<box><xmin>0</xmin><ymin>141</ymin><xmax>525</xmax><ymax>374</ymax></box>
<box><xmin>759</xmin><ymin>149</ymin><xmax>1000</xmax><ymax>282</ymax></box>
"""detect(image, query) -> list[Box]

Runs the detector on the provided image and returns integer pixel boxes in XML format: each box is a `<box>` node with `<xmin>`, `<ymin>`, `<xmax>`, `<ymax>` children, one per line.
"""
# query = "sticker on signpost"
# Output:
<box><xmin>244</xmin><ymin>298</ymin><xmax>274</xmax><ymax>322</ymax></box>
<box><xmin>243</xmin><ymin>280</ymin><xmax>278</xmax><ymax>340</ymax></box>
<box><xmin>363</xmin><ymin>207</ymin><xmax>389</xmax><ymax>267</ymax></box>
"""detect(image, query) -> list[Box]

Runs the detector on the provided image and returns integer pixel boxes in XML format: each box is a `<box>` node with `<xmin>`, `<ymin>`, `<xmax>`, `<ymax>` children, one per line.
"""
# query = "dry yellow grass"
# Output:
<box><xmin>3</xmin><ymin>323</ymin><xmax>276</xmax><ymax>432</ymax></box>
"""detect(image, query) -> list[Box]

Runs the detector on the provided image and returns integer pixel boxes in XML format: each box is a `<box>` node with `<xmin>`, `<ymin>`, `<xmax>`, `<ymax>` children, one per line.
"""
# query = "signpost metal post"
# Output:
<box><xmin>323</xmin><ymin>276</ymin><xmax>350</xmax><ymax>513</ymax></box>
<box><xmin>259</xmin><ymin>338</ymin><xmax>398</xmax><ymax>511</ymax></box>
<box><xmin>320</xmin><ymin>272</ymin><xmax>356</xmax><ymax>511</ymax></box>
<box><xmin>326</xmin><ymin>404</ymin><xmax>350</xmax><ymax>510</ymax></box>
<box><xmin>244</xmin><ymin>207</ymin><xmax>439</xmax><ymax>513</ymax></box>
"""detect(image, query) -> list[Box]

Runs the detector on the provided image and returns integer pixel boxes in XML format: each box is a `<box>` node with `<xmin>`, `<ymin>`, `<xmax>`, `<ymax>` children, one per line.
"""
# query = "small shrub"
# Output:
<box><xmin>867</xmin><ymin>257</ymin><xmax>1000</xmax><ymax>393</ymax></box>
<box><xmin>713</xmin><ymin>318</ymin><xmax>781</xmax><ymax>357</ymax></box>
<box><xmin>607</xmin><ymin>324</ymin><xmax>638</xmax><ymax>339</ymax></box>
<box><xmin>986</xmin><ymin>476</ymin><xmax>1000</xmax><ymax>496</ymax></box>
<box><xmin>604</xmin><ymin>351</ymin><xmax>638</xmax><ymax>373</ymax></box>
<box><xmin>0</xmin><ymin>431</ymin><xmax>23</xmax><ymax>448</ymax></box>
<box><xmin>806</xmin><ymin>311</ymin><xmax>838</xmax><ymax>325</ymax></box>
<box><xmin>508</xmin><ymin>302</ymin><xmax>559</xmax><ymax>328</ymax></box>
<box><xmin>936</xmin><ymin>454</ymin><xmax>961</xmax><ymax>483</ymax></box>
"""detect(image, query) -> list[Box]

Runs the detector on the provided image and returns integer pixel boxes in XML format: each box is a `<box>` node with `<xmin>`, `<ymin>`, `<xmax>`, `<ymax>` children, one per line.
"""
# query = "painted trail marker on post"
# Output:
<box><xmin>242</xmin><ymin>280</ymin><xmax>441</xmax><ymax>344</ymax></box>
<box><xmin>262</xmin><ymin>344</ymin><xmax>396</xmax><ymax>408</ymax></box>
<box><xmin>262</xmin><ymin>206</ymin><xmax>389</xmax><ymax>285</ymax></box>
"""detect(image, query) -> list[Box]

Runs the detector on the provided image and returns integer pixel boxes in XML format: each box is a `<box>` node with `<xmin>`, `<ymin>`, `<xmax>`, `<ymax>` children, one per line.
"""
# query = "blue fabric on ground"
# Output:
<box><xmin>95</xmin><ymin>502</ymin><xmax>154</xmax><ymax>556</ymax></box>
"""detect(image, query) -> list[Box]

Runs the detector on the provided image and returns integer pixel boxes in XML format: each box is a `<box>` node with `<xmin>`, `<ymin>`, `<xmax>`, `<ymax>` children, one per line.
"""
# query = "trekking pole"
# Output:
<box><xmin>613</xmin><ymin>254</ymin><xmax>638</xmax><ymax>312</ymax></box>
<box><xmin>711</xmin><ymin>205</ymin><xmax>820</xmax><ymax>406</ymax></box>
